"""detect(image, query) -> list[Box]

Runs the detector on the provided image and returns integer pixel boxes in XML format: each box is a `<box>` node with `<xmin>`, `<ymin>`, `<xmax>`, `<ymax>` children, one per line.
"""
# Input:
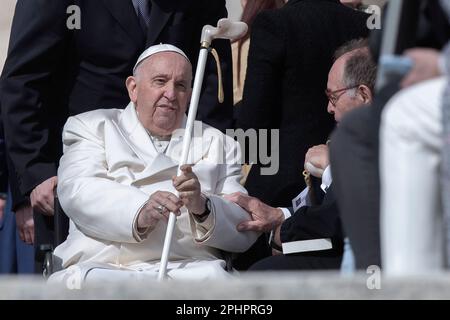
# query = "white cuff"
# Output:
<box><xmin>279</xmin><ymin>207</ymin><xmax>292</xmax><ymax>220</ymax></box>
<box><xmin>132</xmin><ymin>200</ymin><xmax>151</xmax><ymax>242</ymax></box>
<box><xmin>320</xmin><ymin>165</ymin><xmax>332</xmax><ymax>193</ymax></box>
<box><xmin>190</xmin><ymin>202</ymin><xmax>215</xmax><ymax>242</ymax></box>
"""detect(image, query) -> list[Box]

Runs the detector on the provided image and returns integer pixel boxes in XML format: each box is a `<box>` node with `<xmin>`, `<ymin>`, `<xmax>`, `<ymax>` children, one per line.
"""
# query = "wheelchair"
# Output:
<box><xmin>38</xmin><ymin>196</ymin><xmax>235</xmax><ymax>277</ymax></box>
<box><xmin>39</xmin><ymin>196</ymin><xmax>68</xmax><ymax>278</ymax></box>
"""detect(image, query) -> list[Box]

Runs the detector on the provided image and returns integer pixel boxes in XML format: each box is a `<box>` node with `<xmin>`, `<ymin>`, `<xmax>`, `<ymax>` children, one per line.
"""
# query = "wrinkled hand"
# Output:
<box><xmin>172</xmin><ymin>165</ymin><xmax>205</xmax><ymax>215</ymax></box>
<box><xmin>0</xmin><ymin>198</ymin><xmax>6</xmax><ymax>223</ymax></box>
<box><xmin>304</xmin><ymin>144</ymin><xmax>329</xmax><ymax>178</ymax></box>
<box><xmin>15</xmin><ymin>203</ymin><xmax>34</xmax><ymax>244</ymax></box>
<box><xmin>224</xmin><ymin>192</ymin><xmax>284</xmax><ymax>233</ymax></box>
<box><xmin>137</xmin><ymin>191</ymin><xmax>183</xmax><ymax>231</ymax></box>
<box><xmin>401</xmin><ymin>48</ymin><xmax>441</xmax><ymax>88</ymax></box>
<box><xmin>31</xmin><ymin>176</ymin><xmax>57</xmax><ymax>216</ymax></box>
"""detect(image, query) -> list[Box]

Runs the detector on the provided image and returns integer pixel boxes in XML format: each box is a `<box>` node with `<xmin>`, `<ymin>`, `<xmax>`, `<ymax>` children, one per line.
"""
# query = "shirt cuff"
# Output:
<box><xmin>190</xmin><ymin>203</ymin><xmax>215</xmax><ymax>240</ymax></box>
<box><xmin>320</xmin><ymin>165</ymin><xmax>332</xmax><ymax>193</ymax></box>
<box><xmin>268</xmin><ymin>208</ymin><xmax>290</xmax><ymax>245</ymax></box>
<box><xmin>279</xmin><ymin>207</ymin><xmax>292</xmax><ymax>220</ymax></box>
<box><xmin>132</xmin><ymin>200</ymin><xmax>151</xmax><ymax>242</ymax></box>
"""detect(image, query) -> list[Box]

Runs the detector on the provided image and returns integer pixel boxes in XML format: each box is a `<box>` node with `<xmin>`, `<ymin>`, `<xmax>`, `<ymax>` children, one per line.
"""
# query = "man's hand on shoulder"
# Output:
<box><xmin>31</xmin><ymin>176</ymin><xmax>57</xmax><ymax>216</ymax></box>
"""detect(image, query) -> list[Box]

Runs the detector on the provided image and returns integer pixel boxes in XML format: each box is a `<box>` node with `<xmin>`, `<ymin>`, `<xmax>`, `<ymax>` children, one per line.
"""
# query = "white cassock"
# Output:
<box><xmin>49</xmin><ymin>102</ymin><xmax>258</xmax><ymax>284</ymax></box>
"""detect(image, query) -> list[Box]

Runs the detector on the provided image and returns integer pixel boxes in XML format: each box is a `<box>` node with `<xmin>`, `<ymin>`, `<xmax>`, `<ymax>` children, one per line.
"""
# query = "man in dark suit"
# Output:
<box><xmin>236</xmin><ymin>0</ymin><xmax>369</xmax><ymax>209</ymax></box>
<box><xmin>229</xmin><ymin>40</ymin><xmax>377</xmax><ymax>270</ymax></box>
<box><xmin>227</xmin><ymin>184</ymin><xmax>345</xmax><ymax>270</ymax></box>
<box><xmin>329</xmin><ymin>0</ymin><xmax>450</xmax><ymax>270</ymax></box>
<box><xmin>233</xmin><ymin>0</ymin><xmax>369</xmax><ymax>269</ymax></box>
<box><xmin>0</xmin><ymin>0</ymin><xmax>233</xmax><ymax>271</ymax></box>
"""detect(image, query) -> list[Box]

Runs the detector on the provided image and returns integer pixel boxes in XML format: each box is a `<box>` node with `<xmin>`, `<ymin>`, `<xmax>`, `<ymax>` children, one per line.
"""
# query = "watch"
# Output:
<box><xmin>196</xmin><ymin>197</ymin><xmax>211</xmax><ymax>219</ymax></box>
<box><xmin>0</xmin><ymin>192</ymin><xmax>7</xmax><ymax>200</ymax></box>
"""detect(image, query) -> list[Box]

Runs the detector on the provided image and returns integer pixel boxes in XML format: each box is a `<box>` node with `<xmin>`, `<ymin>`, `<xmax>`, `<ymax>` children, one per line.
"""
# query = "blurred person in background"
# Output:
<box><xmin>232</xmin><ymin>0</ymin><xmax>285</xmax><ymax>106</ymax></box>
<box><xmin>232</xmin><ymin>0</ymin><xmax>285</xmax><ymax>186</ymax></box>
<box><xmin>380</xmin><ymin>0</ymin><xmax>450</xmax><ymax>274</ymax></box>
<box><xmin>227</xmin><ymin>39</ymin><xmax>376</xmax><ymax>271</ymax></box>
<box><xmin>330</xmin><ymin>0</ymin><xmax>450</xmax><ymax>271</ymax></box>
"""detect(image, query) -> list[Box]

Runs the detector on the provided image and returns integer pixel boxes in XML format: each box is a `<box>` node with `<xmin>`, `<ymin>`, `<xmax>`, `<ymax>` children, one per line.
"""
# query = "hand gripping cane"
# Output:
<box><xmin>158</xmin><ymin>19</ymin><xmax>248</xmax><ymax>281</ymax></box>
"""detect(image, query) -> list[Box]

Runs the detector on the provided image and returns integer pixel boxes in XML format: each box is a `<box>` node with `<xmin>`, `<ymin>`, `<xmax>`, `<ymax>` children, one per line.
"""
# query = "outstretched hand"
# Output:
<box><xmin>224</xmin><ymin>192</ymin><xmax>284</xmax><ymax>233</ymax></box>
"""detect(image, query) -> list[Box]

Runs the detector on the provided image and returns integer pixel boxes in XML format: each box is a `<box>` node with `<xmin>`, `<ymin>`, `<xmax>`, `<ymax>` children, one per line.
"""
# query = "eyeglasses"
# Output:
<box><xmin>325</xmin><ymin>85</ymin><xmax>360</xmax><ymax>107</ymax></box>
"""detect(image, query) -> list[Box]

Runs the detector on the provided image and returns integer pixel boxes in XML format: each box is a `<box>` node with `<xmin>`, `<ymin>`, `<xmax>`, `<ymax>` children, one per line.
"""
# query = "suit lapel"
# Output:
<box><xmin>102</xmin><ymin>0</ymin><xmax>145</xmax><ymax>47</ymax></box>
<box><xmin>146</xmin><ymin>1</ymin><xmax>173</xmax><ymax>47</ymax></box>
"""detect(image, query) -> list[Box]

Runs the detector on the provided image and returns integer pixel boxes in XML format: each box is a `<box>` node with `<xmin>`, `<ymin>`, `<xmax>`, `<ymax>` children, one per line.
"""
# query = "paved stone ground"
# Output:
<box><xmin>1</xmin><ymin>272</ymin><xmax>450</xmax><ymax>300</ymax></box>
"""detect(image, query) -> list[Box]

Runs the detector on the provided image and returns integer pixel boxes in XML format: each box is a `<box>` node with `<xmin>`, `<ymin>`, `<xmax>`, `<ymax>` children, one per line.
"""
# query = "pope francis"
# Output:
<box><xmin>49</xmin><ymin>44</ymin><xmax>258</xmax><ymax>284</ymax></box>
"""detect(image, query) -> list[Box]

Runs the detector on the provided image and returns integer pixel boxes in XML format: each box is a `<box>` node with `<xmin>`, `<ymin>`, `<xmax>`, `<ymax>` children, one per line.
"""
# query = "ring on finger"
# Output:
<box><xmin>156</xmin><ymin>204</ymin><xmax>165</xmax><ymax>215</ymax></box>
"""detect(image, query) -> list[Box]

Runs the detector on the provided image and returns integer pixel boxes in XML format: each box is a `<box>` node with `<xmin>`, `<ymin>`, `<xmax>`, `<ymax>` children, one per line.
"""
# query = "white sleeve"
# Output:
<box><xmin>320</xmin><ymin>165</ymin><xmax>332</xmax><ymax>193</ymax></box>
<box><xmin>188</xmin><ymin>137</ymin><xmax>259</xmax><ymax>252</ymax></box>
<box><xmin>57</xmin><ymin>116</ymin><xmax>151</xmax><ymax>244</ymax></box>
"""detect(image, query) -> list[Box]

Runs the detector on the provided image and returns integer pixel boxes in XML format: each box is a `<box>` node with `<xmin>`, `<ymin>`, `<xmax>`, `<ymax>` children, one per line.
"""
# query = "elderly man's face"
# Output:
<box><xmin>126</xmin><ymin>52</ymin><xmax>192</xmax><ymax>136</ymax></box>
<box><xmin>326</xmin><ymin>53</ymin><xmax>367</xmax><ymax>123</ymax></box>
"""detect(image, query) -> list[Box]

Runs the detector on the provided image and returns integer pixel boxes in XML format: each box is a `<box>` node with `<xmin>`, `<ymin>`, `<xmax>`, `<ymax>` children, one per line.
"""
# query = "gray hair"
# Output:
<box><xmin>334</xmin><ymin>38</ymin><xmax>377</xmax><ymax>92</ymax></box>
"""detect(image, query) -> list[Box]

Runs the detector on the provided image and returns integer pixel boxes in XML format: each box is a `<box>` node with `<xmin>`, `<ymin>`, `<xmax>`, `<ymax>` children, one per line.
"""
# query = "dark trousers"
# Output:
<box><xmin>0</xmin><ymin>189</ymin><xmax>34</xmax><ymax>274</ymax></box>
<box><xmin>33</xmin><ymin>212</ymin><xmax>54</xmax><ymax>274</ymax></box>
<box><xmin>249</xmin><ymin>251</ymin><xmax>342</xmax><ymax>271</ymax></box>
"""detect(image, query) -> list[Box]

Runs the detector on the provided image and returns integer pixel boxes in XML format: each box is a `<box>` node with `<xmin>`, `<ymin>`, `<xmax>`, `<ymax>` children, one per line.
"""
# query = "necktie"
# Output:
<box><xmin>134</xmin><ymin>0</ymin><xmax>151</xmax><ymax>33</ymax></box>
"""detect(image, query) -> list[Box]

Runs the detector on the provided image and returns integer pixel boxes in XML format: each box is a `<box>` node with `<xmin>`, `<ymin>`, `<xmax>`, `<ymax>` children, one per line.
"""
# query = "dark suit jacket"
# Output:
<box><xmin>281</xmin><ymin>185</ymin><xmax>343</xmax><ymax>256</ymax></box>
<box><xmin>327</xmin><ymin>0</ymin><xmax>450</xmax><ymax>270</ymax></box>
<box><xmin>236</xmin><ymin>0</ymin><xmax>369</xmax><ymax>207</ymax></box>
<box><xmin>0</xmin><ymin>119</ymin><xmax>7</xmax><ymax>194</ymax></box>
<box><xmin>0</xmin><ymin>0</ymin><xmax>233</xmax><ymax>207</ymax></box>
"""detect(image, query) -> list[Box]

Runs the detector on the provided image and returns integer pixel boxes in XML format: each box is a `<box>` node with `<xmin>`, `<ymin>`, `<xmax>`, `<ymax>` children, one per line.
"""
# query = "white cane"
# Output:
<box><xmin>158</xmin><ymin>18</ymin><xmax>248</xmax><ymax>281</ymax></box>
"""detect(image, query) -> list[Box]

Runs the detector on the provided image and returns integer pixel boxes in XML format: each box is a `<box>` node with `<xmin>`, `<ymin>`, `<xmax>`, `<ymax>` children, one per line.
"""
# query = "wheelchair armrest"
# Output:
<box><xmin>54</xmin><ymin>195</ymin><xmax>69</xmax><ymax>247</ymax></box>
<box><xmin>39</xmin><ymin>196</ymin><xmax>69</xmax><ymax>278</ymax></box>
